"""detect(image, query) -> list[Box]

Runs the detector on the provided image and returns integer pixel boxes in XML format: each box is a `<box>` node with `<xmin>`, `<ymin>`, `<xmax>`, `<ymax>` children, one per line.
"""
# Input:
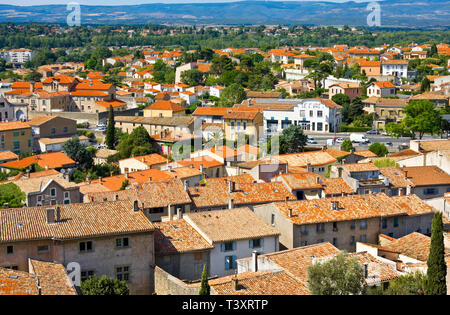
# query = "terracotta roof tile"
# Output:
<box><xmin>0</xmin><ymin>200</ymin><xmax>154</xmax><ymax>243</ymax></box>
<box><xmin>0</xmin><ymin>152</ymin><xmax>75</xmax><ymax>170</ymax></box>
<box><xmin>185</xmin><ymin>208</ymin><xmax>280</xmax><ymax>243</ymax></box>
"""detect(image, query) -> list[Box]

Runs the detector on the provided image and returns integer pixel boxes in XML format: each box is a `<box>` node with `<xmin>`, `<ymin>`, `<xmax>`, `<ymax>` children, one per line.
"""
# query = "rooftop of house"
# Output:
<box><xmin>184</xmin><ymin>207</ymin><xmax>279</xmax><ymax>243</ymax></box>
<box><xmin>192</xmin><ymin>106</ymin><xmax>231</xmax><ymax>116</ymax></box>
<box><xmin>188</xmin><ymin>176</ymin><xmax>295</xmax><ymax>208</ymax></box>
<box><xmin>266</xmin><ymin>193</ymin><xmax>434</xmax><ymax>225</ymax></box>
<box><xmin>380</xmin><ymin>232</ymin><xmax>450</xmax><ymax>261</ymax></box>
<box><xmin>269</xmin><ymin>150</ymin><xmax>337</xmax><ymax>168</ymax></box>
<box><xmin>402</xmin><ymin>166</ymin><xmax>450</xmax><ymax>186</ymax></box>
<box><xmin>86</xmin><ymin>178</ymin><xmax>191</xmax><ymax>209</ymax></box>
<box><xmin>0</xmin><ymin>151</ymin><xmax>18</xmax><ymax>162</ymax></box>
<box><xmin>120</xmin><ymin>153</ymin><xmax>167</xmax><ymax>167</ymax></box>
<box><xmin>114</xmin><ymin>115</ymin><xmax>194</xmax><ymax>127</ymax></box>
<box><xmin>208</xmin><ymin>270</ymin><xmax>309</xmax><ymax>295</ymax></box>
<box><xmin>412</xmin><ymin>139</ymin><xmax>450</xmax><ymax>153</ymax></box>
<box><xmin>38</xmin><ymin>135</ymin><xmax>88</xmax><ymax>145</ymax></box>
<box><xmin>276</xmin><ymin>172</ymin><xmax>323</xmax><ymax>191</ymax></box>
<box><xmin>370</xmin><ymin>81</ymin><xmax>396</xmax><ymax>89</ymax></box>
<box><xmin>342</xmin><ymin>162</ymin><xmax>379</xmax><ymax>173</ymax></box>
<box><xmin>325</xmin><ymin>148</ymin><xmax>349</xmax><ymax>159</ymax></box>
<box><xmin>145</xmin><ymin>100</ymin><xmax>186</xmax><ymax>112</ymax></box>
<box><xmin>0</xmin><ymin>200</ymin><xmax>154</xmax><ymax>243</ymax></box>
<box><xmin>379</xmin><ymin>167</ymin><xmax>413</xmax><ymax>188</ymax></box>
<box><xmin>322</xmin><ymin>178</ymin><xmax>354</xmax><ymax>196</ymax></box>
<box><xmin>0</xmin><ymin>152</ymin><xmax>76</xmax><ymax>170</ymax></box>
<box><xmin>82</xmin><ymin>168</ymin><xmax>176</xmax><ymax>192</ymax></box>
<box><xmin>176</xmin><ymin>155</ymin><xmax>223</xmax><ymax>170</ymax></box>
<box><xmin>0</xmin><ymin>121</ymin><xmax>30</xmax><ymax>132</ymax></box>
<box><xmin>353</xmin><ymin>150</ymin><xmax>378</xmax><ymax>158</ymax></box>
<box><xmin>154</xmin><ymin>219</ymin><xmax>213</xmax><ymax>255</ymax></box>
<box><xmin>0</xmin><ymin>259</ymin><xmax>76</xmax><ymax>295</ymax></box>
<box><xmin>26</xmin><ymin>115</ymin><xmax>60</xmax><ymax>126</ymax></box>
<box><xmin>14</xmin><ymin>174</ymin><xmax>78</xmax><ymax>195</ymax></box>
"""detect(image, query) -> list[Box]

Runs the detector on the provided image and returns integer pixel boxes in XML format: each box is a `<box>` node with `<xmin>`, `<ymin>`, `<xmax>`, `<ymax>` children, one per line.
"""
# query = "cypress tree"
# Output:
<box><xmin>424</xmin><ymin>212</ymin><xmax>447</xmax><ymax>295</ymax></box>
<box><xmin>198</xmin><ymin>265</ymin><xmax>210</xmax><ymax>295</ymax></box>
<box><xmin>106</xmin><ymin>105</ymin><xmax>116</xmax><ymax>149</ymax></box>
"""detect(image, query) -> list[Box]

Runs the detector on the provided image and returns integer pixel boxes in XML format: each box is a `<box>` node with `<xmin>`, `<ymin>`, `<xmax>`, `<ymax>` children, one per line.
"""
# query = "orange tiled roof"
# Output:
<box><xmin>154</xmin><ymin>219</ymin><xmax>213</xmax><ymax>255</ymax></box>
<box><xmin>0</xmin><ymin>151</ymin><xmax>18</xmax><ymax>161</ymax></box>
<box><xmin>192</xmin><ymin>107</ymin><xmax>231</xmax><ymax>116</ymax></box>
<box><xmin>185</xmin><ymin>208</ymin><xmax>280</xmax><ymax>242</ymax></box>
<box><xmin>322</xmin><ymin>178</ymin><xmax>354</xmax><ymax>196</ymax></box>
<box><xmin>188</xmin><ymin>177</ymin><xmax>295</xmax><ymax>209</ymax></box>
<box><xmin>177</xmin><ymin>156</ymin><xmax>223</xmax><ymax>170</ymax></box>
<box><xmin>146</xmin><ymin>100</ymin><xmax>185</xmax><ymax>112</ymax></box>
<box><xmin>371</xmin><ymin>81</ymin><xmax>396</xmax><ymax>89</ymax></box>
<box><xmin>95</xmin><ymin>99</ymin><xmax>127</xmax><ymax>108</ymax></box>
<box><xmin>123</xmin><ymin>153</ymin><xmax>167</xmax><ymax>166</ymax></box>
<box><xmin>353</xmin><ymin>150</ymin><xmax>378</xmax><ymax>158</ymax></box>
<box><xmin>277</xmin><ymin>172</ymin><xmax>323</xmax><ymax>190</ymax></box>
<box><xmin>0</xmin><ymin>121</ymin><xmax>30</xmax><ymax>132</ymax></box>
<box><xmin>28</xmin><ymin>259</ymin><xmax>77</xmax><ymax>295</ymax></box>
<box><xmin>0</xmin><ymin>152</ymin><xmax>75</xmax><ymax>170</ymax></box>
<box><xmin>403</xmin><ymin>166</ymin><xmax>450</xmax><ymax>186</ymax></box>
<box><xmin>0</xmin><ymin>200</ymin><xmax>154</xmax><ymax>243</ymax></box>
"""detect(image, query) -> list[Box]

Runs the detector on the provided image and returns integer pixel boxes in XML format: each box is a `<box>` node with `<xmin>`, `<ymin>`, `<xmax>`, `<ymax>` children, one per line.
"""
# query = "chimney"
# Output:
<box><xmin>125</xmin><ymin>172</ymin><xmax>129</xmax><ymax>179</ymax></box>
<box><xmin>252</xmin><ymin>251</ymin><xmax>259</xmax><ymax>272</ymax></box>
<box><xmin>177</xmin><ymin>207</ymin><xmax>183</xmax><ymax>219</ymax></box>
<box><xmin>406</xmin><ymin>184</ymin><xmax>411</xmax><ymax>196</ymax></box>
<box><xmin>87</xmin><ymin>177</ymin><xmax>91</xmax><ymax>184</ymax></box>
<box><xmin>231</xmin><ymin>277</ymin><xmax>239</xmax><ymax>291</ymax></box>
<box><xmin>56</xmin><ymin>207</ymin><xmax>61</xmax><ymax>222</ymax></box>
<box><xmin>228</xmin><ymin>198</ymin><xmax>234</xmax><ymax>209</ymax></box>
<box><xmin>200</xmin><ymin>164</ymin><xmax>204</xmax><ymax>178</ymax></box>
<box><xmin>396</xmin><ymin>260</ymin><xmax>404</xmax><ymax>272</ymax></box>
<box><xmin>99</xmin><ymin>177</ymin><xmax>102</xmax><ymax>183</ymax></box>
<box><xmin>316</xmin><ymin>176</ymin><xmax>320</xmax><ymax>184</ymax></box>
<box><xmin>331</xmin><ymin>201</ymin><xmax>338</xmax><ymax>210</ymax></box>
<box><xmin>228</xmin><ymin>180</ymin><xmax>235</xmax><ymax>193</ymax></box>
<box><xmin>133</xmin><ymin>200</ymin><xmax>139</xmax><ymax>212</ymax></box>
<box><xmin>183</xmin><ymin>180</ymin><xmax>188</xmax><ymax>191</ymax></box>
<box><xmin>363</xmin><ymin>263</ymin><xmax>369</xmax><ymax>279</ymax></box>
<box><xmin>288</xmin><ymin>208</ymin><xmax>293</xmax><ymax>218</ymax></box>
<box><xmin>306</xmin><ymin>162</ymin><xmax>312</xmax><ymax>172</ymax></box>
<box><xmin>114</xmin><ymin>194</ymin><xmax>119</xmax><ymax>201</ymax></box>
<box><xmin>46</xmin><ymin>208</ymin><xmax>55</xmax><ymax>224</ymax></box>
<box><xmin>168</xmin><ymin>204</ymin><xmax>173</xmax><ymax>221</ymax></box>
<box><xmin>148</xmin><ymin>177</ymin><xmax>152</xmax><ymax>182</ymax></box>
<box><xmin>404</xmin><ymin>170</ymin><xmax>408</xmax><ymax>181</ymax></box>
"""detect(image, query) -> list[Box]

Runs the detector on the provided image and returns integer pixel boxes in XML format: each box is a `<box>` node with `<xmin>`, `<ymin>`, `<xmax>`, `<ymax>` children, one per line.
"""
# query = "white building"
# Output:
<box><xmin>0</xmin><ymin>49</ymin><xmax>34</xmax><ymax>65</ymax></box>
<box><xmin>367</xmin><ymin>81</ymin><xmax>397</xmax><ymax>98</ymax></box>
<box><xmin>254</xmin><ymin>98</ymin><xmax>341</xmax><ymax>136</ymax></box>
<box><xmin>381</xmin><ymin>60</ymin><xmax>409</xmax><ymax>79</ymax></box>
<box><xmin>183</xmin><ymin>208</ymin><xmax>280</xmax><ymax>277</ymax></box>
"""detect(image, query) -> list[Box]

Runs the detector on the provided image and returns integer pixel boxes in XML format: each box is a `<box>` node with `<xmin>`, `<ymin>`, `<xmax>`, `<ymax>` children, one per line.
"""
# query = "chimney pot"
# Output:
<box><xmin>177</xmin><ymin>207</ymin><xmax>183</xmax><ymax>219</ymax></box>
<box><xmin>56</xmin><ymin>207</ymin><xmax>61</xmax><ymax>222</ymax></box>
<box><xmin>133</xmin><ymin>200</ymin><xmax>139</xmax><ymax>212</ymax></box>
<box><xmin>168</xmin><ymin>204</ymin><xmax>173</xmax><ymax>221</ymax></box>
<box><xmin>288</xmin><ymin>208</ymin><xmax>293</xmax><ymax>218</ymax></box>
<box><xmin>228</xmin><ymin>198</ymin><xmax>234</xmax><ymax>209</ymax></box>
<box><xmin>46</xmin><ymin>208</ymin><xmax>55</xmax><ymax>224</ymax></box>
<box><xmin>252</xmin><ymin>250</ymin><xmax>259</xmax><ymax>272</ymax></box>
<box><xmin>231</xmin><ymin>277</ymin><xmax>239</xmax><ymax>291</ymax></box>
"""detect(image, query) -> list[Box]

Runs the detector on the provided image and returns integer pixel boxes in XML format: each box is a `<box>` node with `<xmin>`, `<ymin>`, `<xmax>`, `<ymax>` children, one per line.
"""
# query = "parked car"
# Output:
<box><xmin>385</xmin><ymin>142</ymin><xmax>393</xmax><ymax>146</ymax></box>
<box><xmin>366</xmin><ymin>129</ymin><xmax>378</xmax><ymax>135</ymax></box>
<box><xmin>336</xmin><ymin>138</ymin><xmax>345</xmax><ymax>143</ymax></box>
<box><xmin>307</xmin><ymin>137</ymin><xmax>317</xmax><ymax>144</ymax></box>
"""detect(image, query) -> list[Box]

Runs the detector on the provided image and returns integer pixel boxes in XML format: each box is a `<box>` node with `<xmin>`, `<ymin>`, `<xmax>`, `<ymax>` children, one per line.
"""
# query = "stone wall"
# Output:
<box><xmin>154</xmin><ymin>265</ymin><xmax>199</xmax><ymax>295</ymax></box>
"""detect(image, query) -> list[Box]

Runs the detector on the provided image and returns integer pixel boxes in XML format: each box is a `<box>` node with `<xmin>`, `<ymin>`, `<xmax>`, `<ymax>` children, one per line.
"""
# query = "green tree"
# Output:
<box><xmin>340</xmin><ymin>139</ymin><xmax>354</xmax><ymax>152</ymax></box>
<box><xmin>62</xmin><ymin>136</ymin><xmax>93</xmax><ymax>170</ymax></box>
<box><xmin>218</xmin><ymin>84</ymin><xmax>246</xmax><ymax>107</ymax></box>
<box><xmin>106</xmin><ymin>105</ymin><xmax>116</xmax><ymax>150</ymax></box>
<box><xmin>181</xmin><ymin>69</ymin><xmax>204</xmax><ymax>86</ymax></box>
<box><xmin>373</xmin><ymin>158</ymin><xmax>399</xmax><ymax>168</ymax></box>
<box><xmin>280</xmin><ymin>125</ymin><xmax>307</xmax><ymax>154</ymax></box>
<box><xmin>369</xmin><ymin>142</ymin><xmax>388</xmax><ymax>157</ymax></box>
<box><xmin>420</xmin><ymin>77</ymin><xmax>431</xmax><ymax>93</ymax></box>
<box><xmin>117</xmin><ymin>126</ymin><xmax>156</xmax><ymax>159</ymax></box>
<box><xmin>380</xmin><ymin>271</ymin><xmax>425</xmax><ymax>295</ymax></box>
<box><xmin>385</xmin><ymin>122</ymin><xmax>412</xmax><ymax>138</ymax></box>
<box><xmin>81</xmin><ymin>275</ymin><xmax>129</xmax><ymax>295</ymax></box>
<box><xmin>331</xmin><ymin>93</ymin><xmax>351</xmax><ymax>106</ymax></box>
<box><xmin>0</xmin><ymin>183</ymin><xmax>26</xmax><ymax>208</ymax></box>
<box><xmin>403</xmin><ymin>100</ymin><xmax>442</xmax><ymax>139</ymax></box>
<box><xmin>424</xmin><ymin>212</ymin><xmax>447</xmax><ymax>295</ymax></box>
<box><xmin>307</xmin><ymin>251</ymin><xmax>365</xmax><ymax>295</ymax></box>
<box><xmin>198</xmin><ymin>265</ymin><xmax>210</xmax><ymax>295</ymax></box>
<box><xmin>120</xmin><ymin>179</ymin><xmax>129</xmax><ymax>190</ymax></box>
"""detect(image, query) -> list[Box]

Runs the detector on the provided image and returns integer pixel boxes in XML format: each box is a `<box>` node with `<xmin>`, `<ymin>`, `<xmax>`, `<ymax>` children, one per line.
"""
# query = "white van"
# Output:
<box><xmin>350</xmin><ymin>133</ymin><xmax>368</xmax><ymax>143</ymax></box>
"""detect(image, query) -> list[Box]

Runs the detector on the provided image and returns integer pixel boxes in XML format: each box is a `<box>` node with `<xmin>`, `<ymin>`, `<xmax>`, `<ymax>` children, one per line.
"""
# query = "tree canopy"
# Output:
<box><xmin>80</xmin><ymin>275</ymin><xmax>129</xmax><ymax>295</ymax></box>
<box><xmin>307</xmin><ymin>251</ymin><xmax>365</xmax><ymax>295</ymax></box>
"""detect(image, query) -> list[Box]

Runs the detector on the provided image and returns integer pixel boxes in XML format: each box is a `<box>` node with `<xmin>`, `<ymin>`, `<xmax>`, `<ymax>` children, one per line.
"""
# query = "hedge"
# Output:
<box><xmin>339</xmin><ymin>124</ymin><xmax>371</xmax><ymax>132</ymax></box>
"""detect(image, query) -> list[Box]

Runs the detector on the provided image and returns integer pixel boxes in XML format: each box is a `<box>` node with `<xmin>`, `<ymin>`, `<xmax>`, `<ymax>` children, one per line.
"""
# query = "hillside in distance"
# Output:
<box><xmin>0</xmin><ymin>0</ymin><xmax>449</xmax><ymax>27</ymax></box>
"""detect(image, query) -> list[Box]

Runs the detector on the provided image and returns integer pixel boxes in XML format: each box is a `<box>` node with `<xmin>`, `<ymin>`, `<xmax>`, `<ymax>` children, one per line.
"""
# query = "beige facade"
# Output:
<box><xmin>0</xmin><ymin>123</ymin><xmax>32</xmax><ymax>155</ymax></box>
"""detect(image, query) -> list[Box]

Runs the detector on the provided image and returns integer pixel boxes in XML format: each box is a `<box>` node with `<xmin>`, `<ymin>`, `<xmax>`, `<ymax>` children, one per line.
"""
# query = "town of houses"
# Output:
<box><xmin>0</xmin><ymin>31</ymin><xmax>449</xmax><ymax>295</ymax></box>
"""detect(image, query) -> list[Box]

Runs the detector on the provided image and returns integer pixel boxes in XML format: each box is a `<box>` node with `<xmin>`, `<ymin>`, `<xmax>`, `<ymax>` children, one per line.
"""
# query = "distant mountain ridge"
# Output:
<box><xmin>0</xmin><ymin>0</ymin><xmax>449</xmax><ymax>27</ymax></box>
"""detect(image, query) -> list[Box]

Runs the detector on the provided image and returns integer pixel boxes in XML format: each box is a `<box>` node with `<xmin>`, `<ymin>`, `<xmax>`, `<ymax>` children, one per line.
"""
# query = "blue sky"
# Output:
<box><xmin>0</xmin><ymin>0</ymin><xmax>369</xmax><ymax>5</ymax></box>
